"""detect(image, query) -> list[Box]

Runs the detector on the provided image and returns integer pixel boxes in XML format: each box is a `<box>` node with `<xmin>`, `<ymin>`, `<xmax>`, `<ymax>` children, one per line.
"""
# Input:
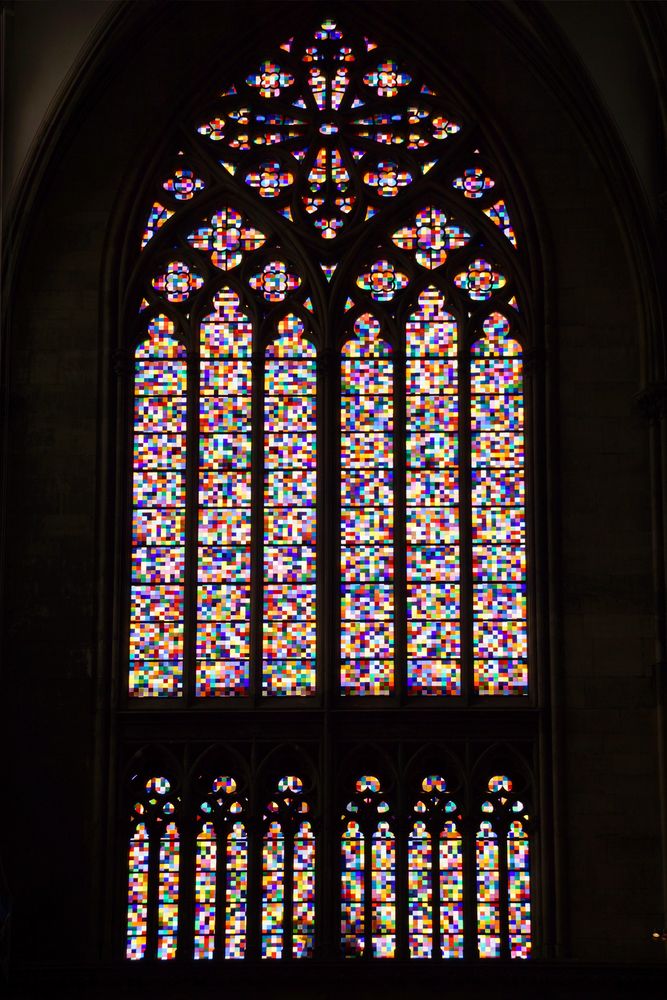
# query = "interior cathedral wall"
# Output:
<box><xmin>1</xmin><ymin>0</ymin><xmax>665</xmax><ymax>991</ymax></box>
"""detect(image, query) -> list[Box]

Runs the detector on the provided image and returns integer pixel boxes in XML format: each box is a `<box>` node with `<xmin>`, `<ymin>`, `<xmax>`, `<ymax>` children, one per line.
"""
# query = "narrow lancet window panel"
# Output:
<box><xmin>476</xmin><ymin>819</ymin><xmax>500</xmax><ymax>957</ymax></box>
<box><xmin>293</xmin><ymin>818</ymin><xmax>316</xmax><ymax>957</ymax></box>
<box><xmin>405</xmin><ymin>288</ymin><xmax>460</xmax><ymax>695</ymax></box>
<box><xmin>126</xmin><ymin>822</ymin><xmax>149</xmax><ymax>959</ymax></box>
<box><xmin>129</xmin><ymin>317</ymin><xmax>187</xmax><ymax>697</ymax></box>
<box><xmin>157</xmin><ymin>821</ymin><xmax>181</xmax><ymax>959</ymax></box>
<box><xmin>471</xmin><ymin>313</ymin><xmax>527</xmax><ymax>695</ymax></box>
<box><xmin>341</xmin><ymin>776</ymin><xmax>396</xmax><ymax>957</ymax></box>
<box><xmin>193</xmin><ymin>822</ymin><xmax>217</xmax><ymax>959</ymax></box>
<box><xmin>508</xmin><ymin>819</ymin><xmax>531</xmax><ymax>959</ymax></box>
<box><xmin>226</xmin><ymin>821</ymin><xmax>249</xmax><ymax>957</ymax></box>
<box><xmin>408</xmin><ymin>776</ymin><xmax>464</xmax><ymax>958</ymax></box>
<box><xmin>193</xmin><ymin>775</ymin><xmax>248</xmax><ymax>960</ymax></box>
<box><xmin>126</xmin><ymin>775</ymin><xmax>180</xmax><ymax>960</ymax></box>
<box><xmin>262</xmin><ymin>821</ymin><xmax>285</xmax><ymax>958</ymax></box>
<box><xmin>476</xmin><ymin>775</ymin><xmax>531</xmax><ymax>959</ymax></box>
<box><xmin>261</xmin><ymin>776</ymin><xmax>315</xmax><ymax>958</ymax></box>
<box><xmin>341</xmin><ymin>820</ymin><xmax>364</xmax><ymax>956</ymax></box>
<box><xmin>263</xmin><ymin>318</ymin><xmax>317</xmax><ymax>695</ymax></box>
<box><xmin>340</xmin><ymin>316</ymin><xmax>394</xmax><ymax>695</ymax></box>
<box><xmin>197</xmin><ymin>289</ymin><xmax>254</xmax><ymax>696</ymax></box>
<box><xmin>372</xmin><ymin>820</ymin><xmax>397</xmax><ymax>957</ymax></box>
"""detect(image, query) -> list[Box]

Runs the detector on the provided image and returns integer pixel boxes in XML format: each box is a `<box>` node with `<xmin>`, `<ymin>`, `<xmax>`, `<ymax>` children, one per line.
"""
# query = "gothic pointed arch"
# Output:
<box><xmin>116</xmin><ymin>9</ymin><xmax>543</xmax><ymax>968</ymax></box>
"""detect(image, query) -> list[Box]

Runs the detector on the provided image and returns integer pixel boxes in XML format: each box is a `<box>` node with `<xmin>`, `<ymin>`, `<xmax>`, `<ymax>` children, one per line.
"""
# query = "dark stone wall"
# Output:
<box><xmin>1</xmin><ymin>0</ymin><xmax>664</xmax><ymax>984</ymax></box>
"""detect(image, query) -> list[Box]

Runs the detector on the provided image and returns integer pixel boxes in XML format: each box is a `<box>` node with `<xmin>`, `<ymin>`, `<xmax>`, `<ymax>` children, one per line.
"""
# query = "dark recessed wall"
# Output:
<box><xmin>1</xmin><ymin>1</ymin><xmax>664</xmax><ymax>988</ymax></box>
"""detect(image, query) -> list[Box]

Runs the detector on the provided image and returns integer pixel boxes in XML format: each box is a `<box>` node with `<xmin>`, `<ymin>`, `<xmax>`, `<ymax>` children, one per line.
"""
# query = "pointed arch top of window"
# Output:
<box><xmin>137</xmin><ymin>16</ymin><xmax>520</xmax><ymax>267</ymax></box>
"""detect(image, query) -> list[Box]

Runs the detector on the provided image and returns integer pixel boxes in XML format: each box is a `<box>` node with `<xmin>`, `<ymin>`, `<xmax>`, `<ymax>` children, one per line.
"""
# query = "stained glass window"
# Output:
<box><xmin>193</xmin><ymin>775</ymin><xmax>248</xmax><ymax>960</ymax></box>
<box><xmin>476</xmin><ymin>775</ymin><xmax>532</xmax><ymax>959</ymax></box>
<box><xmin>340</xmin><ymin>316</ymin><xmax>394</xmax><ymax>695</ymax></box>
<box><xmin>406</xmin><ymin>290</ymin><xmax>460</xmax><ymax>695</ymax></box>
<box><xmin>263</xmin><ymin>321</ymin><xmax>317</xmax><ymax>696</ymax></box>
<box><xmin>129</xmin><ymin>318</ymin><xmax>187</xmax><ymax>697</ymax></box>
<box><xmin>124</xmin><ymin>11</ymin><xmax>538</xmax><ymax>967</ymax></box>
<box><xmin>471</xmin><ymin>314</ymin><xmax>527</xmax><ymax>694</ymax></box>
<box><xmin>126</xmin><ymin>775</ymin><xmax>180</xmax><ymax>960</ymax></box>
<box><xmin>341</xmin><ymin>776</ymin><xmax>396</xmax><ymax>958</ymax></box>
<box><xmin>408</xmin><ymin>776</ymin><xmax>464</xmax><ymax>958</ymax></box>
<box><xmin>197</xmin><ymin>291</ymin><xmax>254</xmax><ymax>697</ymax></box>
<box><xmin>129</xmin><ymin>15</ymin><xmax>528</xmax><ymax>703</ymax></box>
<box><xmin>261</xmin><ymin>776</ymin><xmax>316</xmax><ymax>958</ymax></box>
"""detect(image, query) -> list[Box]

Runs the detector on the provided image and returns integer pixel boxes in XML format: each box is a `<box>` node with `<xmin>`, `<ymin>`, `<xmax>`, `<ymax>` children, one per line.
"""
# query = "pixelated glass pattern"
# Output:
<box><xmin>341</xmin><ymin>775</ymin><xmax>394</xmax><ymax>957</ymax></box>
<box><xmin>247</xmin><ymin>61</ymin><xmax>295</xmax><ymax>98</ymax></box>
<box><xmin>225</xmin><ymin>822</ymin><xmax>249</xmax><ymax>958</ymax></box>
<box><xmin>190</xmin><ymin>22</ymin><xmax>472</xmax><ymax>242</ymax></box>
<box><xmin>341</xmin><ymin>821</ymin><xmax>364</xmax><ymax>956</ymax></box>
<box><xmin>141</xmin><ymin>202</ymin><xmax>174</xmax><ymax>249</ymax></box>
<box><xmin>187</xmin><ymin>207</ymin><xmax>266</xmax><ymax>270</ymax></box>
<box><xmin>157</xmin><ymin>822</ymin><xmax>180</xmax><ymax>959</ymax></box>
<box><xmin>363</xmin><ymin>162</ymin><xmax>412</xmax><ymax>197</ymax></box>
<box><xmin>476</xmin><ymin>820</ymin><xmax>501</xmax><ymax>958</ymax></box>
<box><xmin>407</xmin><ymin>821</ymin><xmax>432</xmax><ymax>956</ymax></box>
<box><xmin>261</xmin><ymin>776</ymin><xmax>315</xmax><ymax>958</ymax></box>
<box><xmin>162</xmin><ymin>167</ymin><xmax>205</xmax><ymax>200</ymax></box>
<box><xmin>405</xmin><ymin>288</ymin><xmax>460</xmax><ymax>694</ymax></box>
<box><xmin>340</xmin><ymin>315</ymin><xmax>394</xmax><ymax>695</ymax></box>
<box><xmin>508</xmin><ymin>820</ymin><xmax>531</xmax><ymax>958</ymax></box>
<box><xmin>477</xmin><ymin>775</ymin><xmax>531</xmax><ymax>959</ymax></box>
<box><xmin>452</xmin><ymin>167</ymin><xmax>495</xmax><ymax>200</ymax></box>
<box><xmin>193</xmin><ymin>822</ymin><xmax>217</xmax><ymax>959</ymax></box>
<box><xmin>126</xmin><ymin>775</ymin><xmax>180</xmax><ymax>959</ymax></box>
<box><xmin>126</xmin><ymin>822</ymin><xmax>149</xmax><ymax>959</ymax></box>
<box><xmin>483</xmin><ymin>200</ymin><xmax>517</xmax><ymax>248</ymax></box>
<box><xmin>249</xmin><ymin>260</ymin><xmax>301</xmax><ymax>302</ymax></box>
<box><xmin>196</xmin><ymin>289</ymin><xmax>253</xmax><ymax>696</ymax></box>
<box><xmin>303</xmin><ymin>147</ymin><xmax>355</xmax><ymax>240</ymax></box>
<box><xmin>262</xmin><ymin>822</ymin><xmax>284</xmax><ymax>957</ymax></box>
<box><xmin>356</xmin><ymin>259</ymin><xmax>409</xmax><ymax>302</ymax></box>
<box><xmin>130</xmin><ymin>316</ymin><xmax>186</xmax><ymax>697</ymax></box>
<box><xmin>152</xmin><ymin>261</ymin><xmax>204</xmax><ymax>303</ymax></box>
<box><xmin>193</xmin><ymin>775</ymin><xmax>248</xmax><ymax>960</ymax></box>
<box><xmin>293</xmin><ymin>820</ymin><xmax>316</xmax><ymax>958</ymax></box>
<box><xmin>363</xmin><ymin>60</ymin><xmax>411</xmax><ymax>97</ymax></box>
<box><xmin>454</xmin><ymin>258</ymin><xmax>506</xmax><ymax>302</ymax></box>
<box><xmin>392</xmin><ymin>206</ymin><xmax>471</xmax><ymax>269</ymax></box>
<box><xmin>263</xmin><ymin>316</ymin><xmax>317</xmax><ymax>695</ymax></box>
<box><xmin>471</xmin><ymin>313</ymin><xmax>527</xmax><ymax>695</ymax></box>
<box><xmin>245</xmin><ymin>162</ymin><xmax>294</xmax><ymax>198</ymax></box>
<box><xmin>409</xmin><ymin>776</ymin><xmax>463</xmax><ymax>957</ymax></box>
<box><xmin>371</xmin><ymin>822</ymin><xmax>396</xmax><ymax>957</ymax></box>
